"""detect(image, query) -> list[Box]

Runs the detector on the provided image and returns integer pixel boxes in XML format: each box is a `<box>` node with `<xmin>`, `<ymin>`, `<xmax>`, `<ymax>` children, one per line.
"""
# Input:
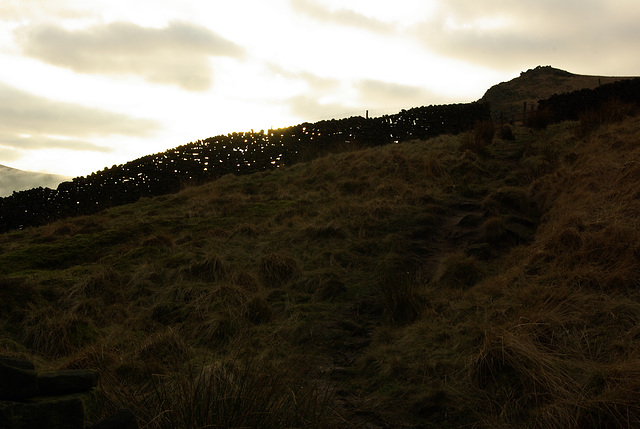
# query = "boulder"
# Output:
<box><xmin>0</xmin><ymin>356</ymin><xmax>38</xmax><ymax>401</ymax></box>
<box><xmin>90</xmin><ymin>408</ymin><xmax>138</xmax><ymax>429</ymax></box>
<box><xmin>0</xmin><ymin>355</ymin><xmax>104</xmax><ymax>429</ymax></box>
<box><xmin>38</xmin><ymin>369</ymin><xmax>99</xmax><ymax>396</ymax></box>
<box><xmin>0</xmin><ymin>356</ymin><xmax>35</xmax><ymax>371</ymax></box>
<box><xmin>0</xmin><ymin>394</ymin><xmax>87</xmax><ymax>429</ymax></box>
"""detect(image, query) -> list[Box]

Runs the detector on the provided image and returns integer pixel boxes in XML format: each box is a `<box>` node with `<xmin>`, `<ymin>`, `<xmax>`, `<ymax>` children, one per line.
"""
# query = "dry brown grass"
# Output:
<box><xmin>5</xmin><ymin>111</ymin><xmax>640</xmax><ymax>427</ymax></box>
<box><xmin>98</xmin><ymin>356</ymin><xmax>332</xmax><ymax>429</ymax></box>
<box><xmin>18</xmin><ymin>305</ymin><xmax>99</xmax><ymax>358</ymax></box>
<box><xmin>433</xmin><ymin>252</ymin><xmax>485</xmax><ymax>289</ymax></box>
<box><xmin>460</xmin><ymin>120</ymin><xmax>495</xmax><ymax>155</ymax></box>
<box><xmin>259</xmin><ymin>252</ymin><xmax>301</xmax><ymax>288</ymax></box>
<box><xmin>185</xmin><ymin>253</ymin><xmax>229</xmax><ymax>282</ymax></box>
<box><xmin>379</xmin><ymin>273</ymin><xmax>424</xmax><ymax>325</ymax></box>
<box><xmin>578</xmin><ymin>99</ymin><xmax>639</xmax><ymax>138</ymax></box>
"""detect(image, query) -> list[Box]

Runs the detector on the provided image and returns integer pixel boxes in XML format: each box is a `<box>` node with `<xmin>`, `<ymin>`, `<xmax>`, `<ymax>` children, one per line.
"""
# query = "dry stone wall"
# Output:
<box><xmin>537</xmin><ymin>77</ymin><xmax>640</xmax><ymax>123</ymax></box>
<box><xmin>0</xmin><ymin>355</ymin><xmax>135</xmax><ymax>429</ymax></box>
<box><xmin>0</xmin><ymin>102</ymin><xmax>489</xmax><ymax>233</ymax></box>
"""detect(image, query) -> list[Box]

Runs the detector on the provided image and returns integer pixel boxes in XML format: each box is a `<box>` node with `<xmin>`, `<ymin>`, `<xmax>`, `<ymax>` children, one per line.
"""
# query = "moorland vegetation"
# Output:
<box><xmin>2</xmin><ymin>68</ymin><xmax>640</xmax><ymax>427</ymax></box>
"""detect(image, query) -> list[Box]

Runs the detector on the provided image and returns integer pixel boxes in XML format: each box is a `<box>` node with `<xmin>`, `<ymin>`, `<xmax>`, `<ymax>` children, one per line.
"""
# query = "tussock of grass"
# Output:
<box><xmin>471</xmin><ymin>329</ymin><xmax>579</xmax><ymax>425</ymax></box>
<box><xmin>459</xmin><ymin>120</ymin><xmax>496</xmax><ymax>157</ymax></box>
<box><xmin>314</xmin><ymin>277</ymin><xmax>347</xmax><ymax>302</ymax></box>
<box><xmin>379</xmin><ymin>273</ymin><xmax>424</xmax><ymax>325</ymax></box>
<box><xmin>578</xmin><ymin>98</ymin><xmax>638</xmax><ymax>137</ymax></box>
<box><xmin>184</xmin><ymin>253</ymin><xmax>228</xmax><ymax>282</ymax></box>
<box><xmin>433</xmin><ymin>252</ymin><xmax>485</xmax><ymax>289</ymax></box>
<box><xmin>18</xmin><ymin>306</ymin><xmax>98</xmax><ymax>358</ymax></box>
<box><xmin>0</xmin><ymin>277</ymin><xmax>38</xmax><ymax>317</ymax></box>
<box><xmin>137</xmin><ymin>328</ymin><xmax>193</xmax><ymax>366</ymax></box>
<box><xmin>244</xmin><ymin>293</ymin><xmax>273</xmax><ymax>324</ymax></box>
<box><xmin>259</xmin><ymin>253</ymin><xmax>301</xmax><ymax>288</ymax></box>
<box><xmin>100</xmin><ymin>357</ymin><xmax>331</xmax><ymax>429</ymax></box>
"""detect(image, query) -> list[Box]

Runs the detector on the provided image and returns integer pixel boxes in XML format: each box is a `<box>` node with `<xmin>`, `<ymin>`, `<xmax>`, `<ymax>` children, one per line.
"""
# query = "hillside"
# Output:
<box><xmin>0</xmin><ymin>103</ymin><xmax>488</xmax><ymax>233</ymax></box>
<box><xmin>2</xmin><ymin>98</ymin><xmax>640</xmax><ymax>427</ymax></box>
<box><xmin>480</xmin><ymin>65</ymin><xmax>633</xmax><ymax>121</ymax></box>
<box><xmin>3</xmin><ymin>66</ymin><xmax>638</xmax><ymax>235</ymax></box>
<box><xmin>0</xmin><ymin>164</ymin><xmax>69</xmax><ymax>197</ymax></box>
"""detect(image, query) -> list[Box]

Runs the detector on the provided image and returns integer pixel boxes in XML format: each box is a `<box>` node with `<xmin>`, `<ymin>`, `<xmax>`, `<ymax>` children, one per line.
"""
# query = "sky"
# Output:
<box><xmin>1</xmin><ymin>0</ymin><xmax>639</xmax><ymax>180</ymax></box>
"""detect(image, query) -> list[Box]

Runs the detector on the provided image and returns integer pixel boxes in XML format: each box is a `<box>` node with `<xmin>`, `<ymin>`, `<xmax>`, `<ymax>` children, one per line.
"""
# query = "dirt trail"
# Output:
<box><xmin>419</xmin><ymin>198</ymin><xmax>487</xmax><ymax>280</ymax></box>
<box><xmin>318</xmin><ymin>197</ymin><xmax>490</xmax><ymax>428</ymax></box>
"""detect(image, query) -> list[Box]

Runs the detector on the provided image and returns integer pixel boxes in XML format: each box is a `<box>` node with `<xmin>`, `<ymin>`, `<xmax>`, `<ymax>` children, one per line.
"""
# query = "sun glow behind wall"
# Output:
<box><xmin>0</xmin><ymin>0</ymin><xmax>638</xmax><ymax>181</ymax></box>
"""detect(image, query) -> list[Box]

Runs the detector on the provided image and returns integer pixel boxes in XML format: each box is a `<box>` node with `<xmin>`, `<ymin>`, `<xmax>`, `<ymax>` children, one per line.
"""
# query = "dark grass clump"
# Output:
<box><xmin>460</xmin><ymin>120</ymin><xmax>495</xmax><ymax>155</ymax></box>
<box><xmin>19</xmin><ymin>306</ymin><xmax>99</xmax><ymax>358</ymax></box>
<box><xmin>244</xmin><ymin>294</ymin><xmax>273</xmax><ymax>324</ymax></box>
<box><xmin>259</xmin><ymin>253</ymin><xmax>301</xmax><ymax>288</ymax></box>
<box><xmin>578</xmin><ymin>98</ymin><xmax>638</xmax><ymax>137</ymax></box>
<box><xmin>497</xmin><ymin>123</ymin><xmax>516</xmax><ymax>141</ymax></box>
<box><xmin>137</xmin><ymin>328</ymin><xmax>193</xmax><ymax>366</ymax></box>
<box><xmin>433</xmin><ymin>252</ymin><xmax>485</xmax><ymax>289</ymax></box>
<box><xmin>315</xmin><ymin>277</ymin><xmax>347</xmax><ymax>302</ymax></box>
<box><xmin>66</xmin><ymin>266</ymin><xmax>124</xmax><ymax>306</ymax></box>
<box><xmin>525</xmin><ymin>107</ymin><xmax>551</xmax><ymax>130</ymax></box>
<box><xmin>99</xmin><ymin>358</ymin><xmax>332</xmax><ymax>429</ymax></box>
<box><xmin>470</xmin><ymin>329</ymin><xmax>579</xmax><ymax>427</ymax></box>
<box><xmin>0</xmin><ymin>277</ymin><xmax>39</xmax><ymax>318</ymax></box>
<box><xmin>379</xmin><ymin>273</ymin><xmax>424</xmax><ymax>325</ymax></box>
<box><xmin>186</xmin><ymin>253</ymin><xmax>228</xmax><ymax>282</ymax></box>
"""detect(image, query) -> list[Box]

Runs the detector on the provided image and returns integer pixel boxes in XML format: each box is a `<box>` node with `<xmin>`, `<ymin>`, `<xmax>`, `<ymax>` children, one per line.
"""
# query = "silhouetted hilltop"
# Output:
<box><xmin>0</xmin><ymin>164</ymin><xmax>69</xmax><ymax>197</ymax></box>
<box><xmin>480</xmin><ymin>65</ymin><xmax>634</xmax><ymax>121</ymax></box>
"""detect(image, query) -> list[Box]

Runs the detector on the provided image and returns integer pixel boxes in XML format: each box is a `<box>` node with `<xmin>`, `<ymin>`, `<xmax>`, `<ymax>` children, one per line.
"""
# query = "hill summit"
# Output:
<box><xmin>480</xmin><ymin>65</ymin><xmax>633</xmax><ymax>121</ymax></box>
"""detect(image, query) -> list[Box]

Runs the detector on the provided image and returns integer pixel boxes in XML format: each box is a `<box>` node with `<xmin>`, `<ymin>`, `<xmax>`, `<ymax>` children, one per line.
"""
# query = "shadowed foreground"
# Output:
<box><xmin>2</xmin><ymin>103</ymin><xmax>640</xmax><ymax>427</ymax></box>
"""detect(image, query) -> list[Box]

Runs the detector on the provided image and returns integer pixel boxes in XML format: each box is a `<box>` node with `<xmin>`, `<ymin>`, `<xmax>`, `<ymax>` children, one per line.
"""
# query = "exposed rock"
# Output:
<box><xmin>38</xmin><ymin>369</ymin><xmax>99</xmax><ymax>396</ymax></box>
<box><xmin>456</xmin><ymin>213</ymin><xmax>484</xmax><ymax>227</ymax></box>
<box><xmin>0</xmin><ymin>394</ymin><xmax>88</xmax><ymax>429</ymax></box>
<box><xmin>90</xmin><ymin>408</ymin><xmax>138</xmax><ymax>429</ymax></box>
<box><xmin>0</xmin><ymin>356</ymin><xmax>35</xmax><ymax>371</ymax></box>
<box><xmin>0</xmin><ymin>355</ymin><xmax>106</xmax><ymax>429</ymax></box>
<box><xmin>0</xmin><ymin>356</ymin><xmax>38</xmax><ymax>401</ymax></box>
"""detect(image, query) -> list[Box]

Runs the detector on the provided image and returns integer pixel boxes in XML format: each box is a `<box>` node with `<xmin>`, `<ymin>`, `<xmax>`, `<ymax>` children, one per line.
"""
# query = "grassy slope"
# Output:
<box><xmin>2</xmin><ymin>109</ymin><xmax>640</xmax><ymax>427</ymax></box>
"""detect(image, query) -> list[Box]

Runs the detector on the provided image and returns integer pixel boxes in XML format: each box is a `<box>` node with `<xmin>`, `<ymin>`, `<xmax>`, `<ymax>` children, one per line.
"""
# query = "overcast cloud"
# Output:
<box><xmin>0</xmin><ymin>0</ymin><xmax>92</xmax><ymax>21</ymax></box>
<box><xmin>411</xmin><ymin>0</ymin><xmax>640</xmax><ymax>71</ymax></box>
<box><xmin>0</xmin><ymin>0</ymin><xmax>638</xmax><ymax>182</ymax></box>
<box><xmin>15</xmin><ymin>21</ymin><xmax>245</xmax><ymax>91</ymax></box>
<box><xmin>289</xmin><ymin>0</ymin><xmax>640</xmax><ymax>74</ymax></box>
<box><xmin>290</xmin><ymin>0</ymin><xmax>394</xmax><ymax>34</ymax></box>
<box><xmin>0</xmin><ymin>82</ymin><xmax>158</xmax><ymax>153</ymax></box>
<box><xmin>356</xmin><ymin>80</ymin><xmax>440</xmax><ymax>107</ymax></box>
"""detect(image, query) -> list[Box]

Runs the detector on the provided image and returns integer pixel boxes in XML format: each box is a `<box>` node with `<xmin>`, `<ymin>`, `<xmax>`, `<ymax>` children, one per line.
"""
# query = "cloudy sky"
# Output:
<box><xmin>1</xmin><ymin>0</ymin><xmax>639</xmax><ymax>179</ymax></box>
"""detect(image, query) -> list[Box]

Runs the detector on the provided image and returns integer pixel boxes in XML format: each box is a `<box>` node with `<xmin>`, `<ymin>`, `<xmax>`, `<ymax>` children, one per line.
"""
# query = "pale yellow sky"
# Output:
<box><xmin>1</xmin><ymin>0</ymin><xmax>639</xmax><ymax>179</ymax></box>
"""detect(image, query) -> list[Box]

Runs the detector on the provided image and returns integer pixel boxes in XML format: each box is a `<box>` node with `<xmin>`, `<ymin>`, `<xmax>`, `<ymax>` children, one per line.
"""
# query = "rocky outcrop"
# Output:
<box><xmin>90</xmin><ymin>408</ymin><xmax>138</xmax><ymax>429</ymax></box>
<box><xmin>0</xmin><ymin>356</ymin><xmax>38</xmax><ymax>401</ymax></box>
<box><xmin>0</xmin><ymin>354</ymin><xmax>137</xmax><ymax>429</ymax></box>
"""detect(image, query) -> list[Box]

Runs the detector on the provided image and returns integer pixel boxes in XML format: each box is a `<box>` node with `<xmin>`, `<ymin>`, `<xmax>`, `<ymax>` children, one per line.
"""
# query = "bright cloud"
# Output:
<box><xmin>290</xmin><ymin>0</ymin><xmax>394</xmax><ymax>33</ymax></box>
<box><xmin>0</xmin><ymin>82</ymin><xmax>158</xmax><ymax>138</ymax></box>
<box><xmin>412</xmin><ymin>0</ymin><xmax>640</xmax><ymax>73</ymax></box>
<box><xmin>0</xmin><ymin>0</ymin><xmax>638</xmax><ymax>185</ymax></box>
<box><xmin>0</xmin><ymin>82</ymin><xmax>158</xmax><ymax>154</ymax></box>
<box><xmin>14</xmin><ymin>21</ymin><xmax>245</xmax><ymax>91</ymax></box>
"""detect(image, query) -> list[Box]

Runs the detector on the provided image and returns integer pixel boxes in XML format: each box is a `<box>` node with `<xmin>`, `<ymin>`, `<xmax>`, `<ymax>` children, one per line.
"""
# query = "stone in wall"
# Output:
<box><xmin>0</xmin><ymin>354</ymin><xmax>105</xmax><ymax>429</ymax></box>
